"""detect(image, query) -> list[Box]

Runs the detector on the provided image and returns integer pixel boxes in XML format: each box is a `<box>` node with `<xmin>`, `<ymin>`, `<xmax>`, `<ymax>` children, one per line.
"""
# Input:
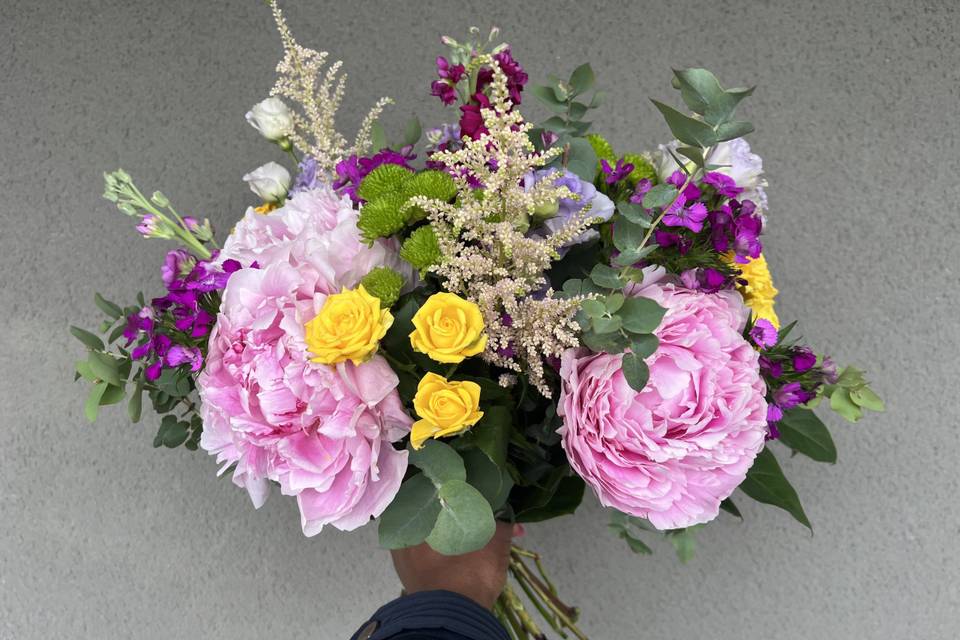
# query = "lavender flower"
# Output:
<box><xmin>524</xmin><ymin>168</ymin><xmax>614</xmax><ymax>246</ymax></box>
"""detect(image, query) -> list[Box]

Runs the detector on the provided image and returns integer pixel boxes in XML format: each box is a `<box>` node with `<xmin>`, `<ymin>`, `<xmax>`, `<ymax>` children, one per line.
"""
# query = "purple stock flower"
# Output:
<box><xmin>767</xmin><ymin>404</ymin><xmax>784</xmax><ymax>423</ymax></box>
<box><xmin>492</xmin><ymin>48</ymin><xmax>528</xmax><ymax>104</ymax></box>
<box><xmin>166</xmin><ymin>345</ymin><xmax>203</xmax><ymax>372</ymax></box>
<box><xmin>136</xmin><ymin>214</ymin><xmax>160</xmax><ymax>237</ymax></box>
<box><xmin>703</xmin><ymin>171</ymin><xmax>743</xmax><ymax>198</ymax></box>
<box><xmin>773</xmin><ymin>382</ymin><xmax>813</xmax><ymax>410</ymax></box>
<box><xmin>601</xmin><ymin>158</ymin><xmax>635</xmax><ymax>185</ymax></box>
<box><xmin>161</xmin><ymin>249</ymin><xmax>196</xmax><ymax>288</ymax></box>
<box><xmin>662</xmin><ymin>201</ymin><xmax>708</xmax><ymax>233</ymax></box>
<box><xmin>749</xmin><ymin>318</ymin><xmax>779</xmax><ymax>348</ymax></box>
<box><xmin>680</xmin><ymin>267</ymin><xmax>730</xmax><ymax>293</ymax></box>
<box><xmin>820</xmin><ymin>355</ymin><xmax>839</xmax><ymax>384</ymax></box>
<box><xmin>540</xmin><ymin>130</ymin><xmax>559</xmax><ymax>149</ymax></box>
<box><xmin>792</xmin><ymin>347</ymin><xmax>817</xmax><ymax>373</ymax></box>
<box><xmin>459</xmin><ymin>92</ymin><xmax>491</xmax><ymax>140</ymax></box>
<box><xmin>431</xmin><ymin>56</ymin><xmax>466</xmax><ymax>105</ymax></box>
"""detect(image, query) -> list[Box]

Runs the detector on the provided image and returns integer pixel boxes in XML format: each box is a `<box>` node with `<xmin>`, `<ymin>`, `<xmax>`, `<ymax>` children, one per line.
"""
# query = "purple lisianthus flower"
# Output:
<box><xmin>662</xmin><ymin>201</ymin><xmax>708</xmax><ymax>233</ymax></box>
<box><xmin>524</xmin><ymin>168</ymin><xmax>614</xmax><ymax>246</ymax></box>
<box><xmin>749</xmin><ymin>318</ymin><xmax>779</xmax><ymax>348</ymax></box>
<box><xmin>792</xmin><ymin>346</ymin><xmax>817</xmax><ymax>373</ymax></box>
<box><xmin>703</xmin><ymin>171</ymin><xmax>744</xmax><ymax>198</ymax></box>
<box><xmin>290</xmin><ymin>155</ymin><xmax>321</xmax><ymax>195</ymax></box>
<box><xmin>601</xmin><ymin>158</ymin><xmax>635</xmax><ymax>185</ymax></box>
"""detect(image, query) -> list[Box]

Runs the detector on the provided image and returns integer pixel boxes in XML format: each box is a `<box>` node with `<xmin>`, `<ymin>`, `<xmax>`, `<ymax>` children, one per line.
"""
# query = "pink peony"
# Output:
<box><xmin>200</xmin><ymin>190</ymin><xmax>413</xmax><ymax>535</ymax></box>
<box><xmin>220</xmin><ymin>184</ymin><xmax>412</xmax><ymax>296</ymax></box>
<box><xmin>558</xmin><ymin>276</ymin><xmax>768</xmax><ymax>530</ymax></box>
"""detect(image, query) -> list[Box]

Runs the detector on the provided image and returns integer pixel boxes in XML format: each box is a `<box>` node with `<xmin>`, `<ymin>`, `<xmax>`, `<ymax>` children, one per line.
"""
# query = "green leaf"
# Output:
<box><xmin>462</xmin><ymin>448</ymin><xmax>513</xmax><ymax>510</ymax></box>
<box><xmin>88</xmin><ymin>352</ymin><xmax>123</xmax><ymax>387</ymax></box>
<box><xmin>629</xmin><ymin>334</ymin><xmax>659</xmax><ymax>359</ymax></box>
<box><xmin>591</xmin><ymin>315</ymin><xmax>622</xmax><ymax>334</ymax></box>
<box><xmin>850</xmin><ymin>386</ymin><xmax>885</xmax><ymax>412</ymax></box>
<box><xmin>402</xmin><ymin>116</ymin><xmax>422</xmax><ymax>147</ymax></box>
<box><xmin>530</xmin><ymin>85</ymin><xmax>568</xmax><ymax>113</ymax></box>
<box><xmin>641</xmin><ymin>183</ymin><xmax>679</xmax><ymax>210</ymax></box>
<box><xmin>616</xmin><ymin>202</ymin><xmax>652</xmax><ymax>226</ymax></box>
<box><xmin>676</xmin><ymin>145</ymin><xmax>705</xmax><ymax>167</ymax></box>
<box><xmin>830</xmin><ymin>388</ymin><xmax>863</xmax><ymax>422</ymax></box>
<box><xmin>94</xmin><ymin>293</ymin><xmax>123</xmax><ymax>319</ymax></box>
<box><xmin>619</xmin><ymin>296</ymin><xmax>666</xmax><ymax>333</ymax></box>
<box><xmin>408</xmin><ymin>440</ymin><xmax>466</xmax><ymax>486</ymax></box>
<box><xmin>589</xmin><ymin>90</ymin><xmax>606</xmax><ymax>108</ymax></box>
<box><xmin>667</xmin><ymin>527</ymin><xmax>698</xmax><ymax>563</ymax></box>
<box><xmin>613</xmin><ymin>218</ymin><xmax>645</xmax><ymax>252</ymax></box>
<box><xmin>739</xmin><ymin>448</ymin><xmax>811</xmax><ymax>529</ymax></box>
<box><xmin>589</xmin><ymin>263</ymin><xmax>623</xmax><ymax>289</ymax></box>
<box><xmin>159</xmin><ymin>415</ymin><xmax>189</xmax><ymax>448</ymax></box>
<box><xmin>715</xmin><ymin>120</ymin><xmax>755</xmax><ymax>142</ymax></box>
<box><xmin>565</xmin><ymin>137</ymin><xmax>598</xmax><ymax>182</ymax></box>
<box><xmin>605</xmin><ymin>292</ymin><xmax>625</xmax><ymax>313</ymax></box>
<box><xmin>370</xmin><ymin>121</ymin><xmax>388</xmax><ymax>152</ymax></box>
<box><xmin>581</xmin><ymin>329</ymin><xmax>630</xmax><ymax>354</ymax></box>
<box><xmin>459</xmin><ymin>404</ymin><xmax>511</xmax><ymax>467</ymax></box>
<box><xmin>128</xmin><ymin>376</ymin><xmax>143</xmax><ymax>423</ymax></box>
<box><xmin>70</xmin><ymin>326</ymin><xmax>104</xmax><ymax>351</ymax></box>
<box><xmin>580</xmin><ymin>298</ymin><xmax>606</xmax><ymax>317</ymax></box>
<box><xmin>75</xmin><ymin>360</ymin><xmax>97</xmax><ymax>383</ymax></box>
<box><xmin>569</xmin><ymin>63</ymin><xmax>595</xmax><ymax>95</ymax></box>
<box><xmin>650</xmin><ymin>99</ymin><xmax>718</xmax><ymax>148</ymax></box>
<box><xmin>621</xmin><ymin>353</ymin><xmax>650</xmax><ymax>391</ymax></box>
<box><xmin>99</xmin><ymin>384</ymin><xmax>126</xmax><ymax>406</ymax></box>
<box><xmin>671</xmin><ymin>68</ymin><xmax>755</xmax><ymax>127</ymax></box>
<box><xmin>85</xmin><ymin>383</ymin><xmax>108</xmax><ymax>422</ymax></box>
<box><xmin>378</xmin><ymin>473</ymin><xmax>441</xmax><ymax>549</ymax></box>
<box><xmin>777</xmin><ymin>408</ymin><xmax>837</xmax><ymax>463</ymax></box>
<box><xmin>514</xmin><ymin>475</ymin><xmax>585</xmax><ymax>523</ymax></box>
<box><xmin>568</xmin><ymin>101</ymin><xmax>588</xmax><ymax>120</ymax></box>
<box><xmin>720</xmin><ymin>497</ymin><xmax>742</xmax><ymax>519</ymax></box>
<box><xmin>425</xmin><ymin>479</ymin><xmax>496</xmax><ymax>555</ymax></box>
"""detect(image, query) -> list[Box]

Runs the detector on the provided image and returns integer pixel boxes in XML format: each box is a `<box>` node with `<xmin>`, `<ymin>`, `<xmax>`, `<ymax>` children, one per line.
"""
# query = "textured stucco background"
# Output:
<box><xmin>1</xmin><ymin>0</ymin><xmax>958</xmax><ymax>638</ymax></box>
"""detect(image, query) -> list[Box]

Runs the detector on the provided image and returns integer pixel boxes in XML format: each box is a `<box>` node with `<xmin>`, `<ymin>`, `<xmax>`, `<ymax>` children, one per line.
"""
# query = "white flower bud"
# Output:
<box><xmin>245</xmin><ymin>97</ymin><xmax>294</xmax><ymax>142</ymax></box>
<box><xmin>243</xmin><ymin>162</ymin><xmax>291</xmax><ymax>203</ymax></box>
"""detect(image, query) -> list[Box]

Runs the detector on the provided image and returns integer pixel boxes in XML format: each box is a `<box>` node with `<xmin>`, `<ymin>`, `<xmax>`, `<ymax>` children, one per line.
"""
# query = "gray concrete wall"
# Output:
<box><xmin>1</xmin><ymin>0</ymin><xmax>957</xmax><ymax>638</ymax></box>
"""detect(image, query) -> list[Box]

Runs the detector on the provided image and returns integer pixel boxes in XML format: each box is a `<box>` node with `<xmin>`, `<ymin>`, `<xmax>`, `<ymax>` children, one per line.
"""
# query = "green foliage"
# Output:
<box><xmin>425</xmin><ymin>479</ymin><xmax>497</xmax><ymax>555</ymax></box>
<box><xmin>360</xmin><ymin>266</ymin><xmax>405</xmax><ymax>308</ymax></box>
<box><xmin>512</xmin><ymin>465</ymin><xmax>586</xmax><ymax>523</ymax></box>
<box><xmin>400</xmin><ymin>225</ymin><xmax>442</xmax><ymax>273</ymax></box>
<box><xmin>666</xmin><ymin>526</ymin><xmax>701</xmax><ymax>563</ymax></box>
<box><xmin>777</xmin><ymin>408</ymin><xmax>837</xmax><ymax>463</ymax></box>
<box><xmin>821</xmin><ymin>366</ymin><xmax>884</xmax><ymax>422</ymax></box>
<box><xmin>739</xmin><ymin>447</ymin><xmax>811</xmax><ymax>529</ymax></box>
<box><xmin>586</xmin><ymin>133</ymin><xmax>615</xmax><ymax>164</ymax></box>
<box><xmin>378</xmin><ymin>473</ymin><xmax>442</xmax><ymax>549</ymax></box>
<box><xmin>408</xmin><ymin>440</ymin><xmax>467</xmax><ymax>485</ymax></box>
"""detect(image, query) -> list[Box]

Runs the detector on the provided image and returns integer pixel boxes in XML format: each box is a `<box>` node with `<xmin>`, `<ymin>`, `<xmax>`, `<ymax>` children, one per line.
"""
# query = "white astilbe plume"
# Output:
<box><xmin>409</xmin><ymin>56</ymin><xmax>598</xmax><ymax>397</ymax></box>
<box><xmin>268</xmin><ymin>0</ymin><xmax>392</xmax><ymax>173</ymax></box>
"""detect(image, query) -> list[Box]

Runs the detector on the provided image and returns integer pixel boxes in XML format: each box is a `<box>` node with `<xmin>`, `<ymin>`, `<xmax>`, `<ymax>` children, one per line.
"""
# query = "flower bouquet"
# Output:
<box><xmin>71</xmin><ymin>3</ymin><xmax>883</xmax><ymax>637</ymax></box>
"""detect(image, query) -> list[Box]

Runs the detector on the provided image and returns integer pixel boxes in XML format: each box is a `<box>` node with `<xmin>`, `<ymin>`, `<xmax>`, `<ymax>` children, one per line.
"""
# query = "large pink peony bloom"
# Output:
<box><xmin>200</xmin><ymin>186</ymin><xmax>412</xmax><ymax>535</ymax></box>
<box><xmin>558</xmin><ymin>274</ymin><xmax>768</xmax><ymax>530</ymax></box>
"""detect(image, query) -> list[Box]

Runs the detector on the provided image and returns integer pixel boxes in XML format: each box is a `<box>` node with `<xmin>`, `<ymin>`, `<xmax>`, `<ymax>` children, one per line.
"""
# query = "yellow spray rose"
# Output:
<box><xmin>411</xmin><ymin>373</ymin><xmax>484</xmax><ymax>449</ymax></box>
<box><xmin>727</xmin><ymin>253</ymin><xmax>780</xmax><ymax>329</ymax></box>
<box><xmin>409</xmin><ymin>292</ymin><xmax>487</xmax><ymax>363</ymax></box>
<box><xmin>305</xmin><ymin>285</ymin><xmax>393</xmax><ymax>365</ymax></box>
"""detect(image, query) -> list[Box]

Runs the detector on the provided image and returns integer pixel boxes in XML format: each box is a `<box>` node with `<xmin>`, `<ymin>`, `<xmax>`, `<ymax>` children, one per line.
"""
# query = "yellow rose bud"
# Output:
<box><xmin>305</xmin><ymin>285</ymin><xmax>393</xmax><ymax>365</ymax></box>
<box><xmin>410</xmin><ymin>373</ymin><xmax>484</xmax><ymax>449</ymax></box>
<box><xmin>409</xmin><ymin>292</ymin><xmax>487</xmax><ymax>364</ymax></box>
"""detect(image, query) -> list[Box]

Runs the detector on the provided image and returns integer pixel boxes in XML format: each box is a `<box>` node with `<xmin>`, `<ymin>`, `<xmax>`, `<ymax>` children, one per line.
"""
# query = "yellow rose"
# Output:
<box><xmin>728</xmin><ymin>253</ymin><xmax>780</xmax><ymax>329</ymax></box>
<box><xmin>305</xmin><ymin>285</ymin><xmax>393</xmax><ymax>365</ymax></box>
<box><xmin>410</xmin><ymin>373</ymin><xmax>484</xmax><ymax>449</ymax></box>
<box><xmin>409</xmin><ymin>293</ymin><xmax>487</xmax><ymax>363</ymax></box>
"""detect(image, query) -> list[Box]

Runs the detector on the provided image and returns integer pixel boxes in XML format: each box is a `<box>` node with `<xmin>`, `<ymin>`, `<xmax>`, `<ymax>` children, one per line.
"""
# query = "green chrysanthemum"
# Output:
<box><xmin>360</xmin><ymin>266</ymin><xmax>405</xmax><ymax>309</ymax></box>
<box><xmin>586</xmin><ymin>133</ymin><xmax>616</xmax><ymax>165</ymax></box>
<box><xmin>357</xmin><ymin>164</ymin><xmax>414</xmax><ymax>202</ymax></box>
<box><xmin>401</xmin><ymin>170</ymin><xmax>457</xmax><ymax>222</ymax></box>
<box><xmin>622</xmin><ymin>153</ymin><xmax>657</xmax><ymax>185</ymax></box>
<box><xmin>357</xmin><ymin>192</ymin><xmax>408</xmax><ymax>243</ymax></box>
<box><xmin>400</xmin><ymin>226</ymin><xmax>442</xmax><ymax>273</ymax></box>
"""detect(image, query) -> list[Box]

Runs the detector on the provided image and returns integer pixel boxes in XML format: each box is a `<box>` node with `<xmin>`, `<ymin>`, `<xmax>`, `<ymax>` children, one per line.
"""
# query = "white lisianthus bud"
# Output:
<box><xmin>243</xmin><ymin>162</ymin><xmax>291</xmax><ymax>203</ymax></box>
<box><xmin>245</xmin><ymin>97</ymin><xmax>294</xmax><ymax>141</ymax></box>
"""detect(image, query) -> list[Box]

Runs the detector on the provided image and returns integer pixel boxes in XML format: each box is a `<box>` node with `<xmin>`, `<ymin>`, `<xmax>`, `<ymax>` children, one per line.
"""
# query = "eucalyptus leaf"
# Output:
<box><xmin>408</xmin><ymin>440</ymin><xmax>467</xmax><ymax>486</ymax></box>
<box><xmin>99</xmin><ymin>384</ymin><xmax>126</xmax><ymax>406</ymax></box>
<box><xmin>459</xmin><ymin>405</ymin><xmax>511</xmax><ymax>467</ymax></box>
<box><xmin>128</xmin><ymin>376</ymin><xmax>144</xmax><ymax>423</ymax></box>
<box><xmin>589</xmin><ymin>264</ymin><xmax>624</xmax><ymax>289</ymax></box>
<box><xmin>378</xmin><ymin>473</ymin><xmax>441</xmax><ymax>549</ymax></box>
<box><xmin>425</xmin><ymin>479</ymin><xmax>496</xmax><ymax>555</ymax></box>
<box><xmin>70</xmin><ymin>326</ymin><xmax>104</xmax><ymax>351</ymax></box>
<box><xmin>619</xmin><ymin>296</ymin><xmax>666</xmax><ymax>333</ymax></box>
<box><xmin>641</xmin><ymin>183</ymin><xmax>679</xmax><ymax>210</ymax></box>
<box><xmin>88</xmin><ymin>352</ymin><xmax>123</xmax><ymax>387</ymax></box>
<box><xmin>629</xmin><ymin>334</ymin><xmax>659</xmax><ymax>359</ymax></box>
<box><xmin>715</xmin><ymin>120</ymin><xmax>755</xmax><ymax>142</ymax></box>
<box><xmin>85</xmin><ymin>383</ymin><xmax>107</xmax><ymax>422</ymax></box>
<box><xmin>621</xmin><ymin>352</ymin><xmax>650</xmax><ymax>392</ymax></box>
<box><xmin>565</xmin><ymin>137</ymin><xmax>598</xmax><ymax>182</ymax></box>
<box><xmin>462</xmin><ymin>448</ymin><xmax>513</xmax><ymax>511</ymax></box>
<box><xmin>94</xmin><ymin>293</ymin><xmax>123</xmax><ymax>319</ymax></box>
<box><xmin>402</xmin><ymin>117</ymin><xmax>422</xmax><ymax>147</ymax></box>
<box><xmin>569</xmin><ymin>63</ymin><xmax>595</xmax><ymax>95</ymax></box>
<box><xmin>650</xmin><ymin>100</ymin><xmax>718</xmax><ymax>148</ymax></box>
<box><xmin>613</xmin><ymin>218</ymin><xmax>645</xmax><ymax>252</ymax></box>
<box><xmin>592</xmin><ymin>315</ymin><xmax>622</xmax><ymax>334</ymax></box>
<box><xmin>581</xmin><ymin>330</ymin><xmax>630</xmax><ymax>354</ymax></box>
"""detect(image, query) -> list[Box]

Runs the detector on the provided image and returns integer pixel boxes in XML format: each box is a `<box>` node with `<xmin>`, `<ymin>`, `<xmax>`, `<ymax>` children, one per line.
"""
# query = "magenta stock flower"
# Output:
<box><xmin>750</xmin><ymin>318</ymin><xmax>779</xmax><ymax>348</ymax></box>
<box><xmin>558</xmin><ymin>279</ymin><xmax>768</xmax><ymax>530</ymax></box>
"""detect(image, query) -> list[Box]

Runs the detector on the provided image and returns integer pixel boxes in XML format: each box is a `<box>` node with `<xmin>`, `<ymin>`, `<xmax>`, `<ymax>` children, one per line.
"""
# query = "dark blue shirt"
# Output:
<box><xmin>351</xmin><ymin>590</ymin><xmax>509</xmax><ymax>640</ymax></box>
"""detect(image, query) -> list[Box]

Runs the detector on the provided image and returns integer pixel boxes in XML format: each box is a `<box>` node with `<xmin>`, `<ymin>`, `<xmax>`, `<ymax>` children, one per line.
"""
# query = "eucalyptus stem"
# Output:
<box><xmin>502</xmin><ymin>584</ymin><xmax>545</xmax><ymax>639</ymax></box>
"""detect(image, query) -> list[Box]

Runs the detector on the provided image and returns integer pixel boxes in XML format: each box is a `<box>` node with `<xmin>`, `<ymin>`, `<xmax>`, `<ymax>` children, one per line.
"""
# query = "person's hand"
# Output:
<box><xmin>390</xmin><ymin>521</ymin><xmax>521</xmax><ymax>609</ymax></box>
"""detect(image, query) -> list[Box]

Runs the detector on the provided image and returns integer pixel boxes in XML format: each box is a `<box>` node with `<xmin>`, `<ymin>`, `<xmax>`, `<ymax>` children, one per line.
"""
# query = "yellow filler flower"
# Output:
<box><xmin>305</xmin><ymin>285</ymin><xmax>393</xmax><ymax>365</ymax></box>
<box><xmin>411</xmin><ymin>373</ymin><xmax>484</xmax><ymax>449</ymax></box>
<box><xmin>409</xmin><ymin>292</ymin><xmax>487</xmax><ymax>363</ymax></box>
<box><xmin>735</xmin><ymin>253</ymin><xmax>780</xmax><ymax>328</ymax></box>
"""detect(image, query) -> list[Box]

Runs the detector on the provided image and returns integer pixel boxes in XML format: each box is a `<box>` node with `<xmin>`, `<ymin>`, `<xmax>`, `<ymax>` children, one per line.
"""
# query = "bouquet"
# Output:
<box><xmin>71</xmin><ymin>3</ymin><xmax>884</xmax><ymax>637</ymax></box>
